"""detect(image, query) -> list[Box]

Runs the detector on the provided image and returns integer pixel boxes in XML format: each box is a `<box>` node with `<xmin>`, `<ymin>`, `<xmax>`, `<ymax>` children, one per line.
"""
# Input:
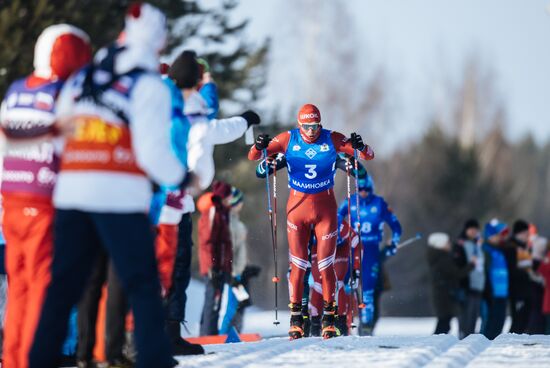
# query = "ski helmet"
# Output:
<box><xmin>358</xmin><ymin>175</ymin><xmax>374</xmax><ymax>193</ymax></box>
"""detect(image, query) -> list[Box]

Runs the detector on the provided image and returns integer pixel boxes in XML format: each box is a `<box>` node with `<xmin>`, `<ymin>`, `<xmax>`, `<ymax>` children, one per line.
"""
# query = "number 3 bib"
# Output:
<box><xmin>285</xmin><ymin>128</ymin><xmax>337</xmax><ymax>194</ymax></box>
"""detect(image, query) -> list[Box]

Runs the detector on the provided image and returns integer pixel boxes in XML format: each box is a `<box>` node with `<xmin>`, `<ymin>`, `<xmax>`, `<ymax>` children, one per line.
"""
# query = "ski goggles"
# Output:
<box><xmin>299</xmin><ymin>122</ymin><xmax>321</xmax><ymax>131</ymax></box>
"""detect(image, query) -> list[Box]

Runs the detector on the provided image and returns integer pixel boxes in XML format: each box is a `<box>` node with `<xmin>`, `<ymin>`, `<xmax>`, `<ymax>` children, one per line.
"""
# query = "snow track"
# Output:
<box><xmin>176</xmin><ymin>334</ymin><xmax>550</xmax><ymax>368</ymax></box>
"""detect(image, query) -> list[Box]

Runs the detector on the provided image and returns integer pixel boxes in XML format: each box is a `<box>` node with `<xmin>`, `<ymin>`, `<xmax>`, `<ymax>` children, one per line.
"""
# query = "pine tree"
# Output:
<box><xmin>0</xmin><ymin>0</ymin><xmax>267</xmax><ymax>108</ymax></box>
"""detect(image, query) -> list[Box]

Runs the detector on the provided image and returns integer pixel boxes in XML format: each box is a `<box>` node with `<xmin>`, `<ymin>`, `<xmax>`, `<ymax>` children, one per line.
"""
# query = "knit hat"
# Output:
<box><xmin>212</xmin><ymin>181</ymin><xmax>232</xmax><ymax>199</ymax></box>
<box><xmin>427</xmin><ymin>232</ymin><xmax>450</xmax><ymax>249</ymax></box>
<box><xmin>33</xmin><ymin>24</ymin><xmax>92</xmax><ymax>80</ymax></box>
<box><xmin>168</xmin><ymin>50</ymin><xmax>201</xmax><ymax>89</ymax></box>
<box><xmin>124</xmin><ymin>2</ymin><xmax>167</xmax><ymax>53</ymax></box>
<box><xmin>483</xmin><ymin>219</ymin><xmax>508</xmax><ymax>239</ymax></box>
<box><xmin>463</xmin><ymin>218</ymin><xmax>480</xmax><ymax>230</ymax></box>
<box><xmin>229</xmin><ymin>187</ymin><xmax>244</xmax><ymax>207</ymax></box>
<box><xmin>512</xmin><ymin>219</ymin><xmax>530</xmax><ymax>235</ymax></box>
<box><xmin>297</xmin><ymin>104</ymin><xmax>321</xmax><ymax>124</ymax></box>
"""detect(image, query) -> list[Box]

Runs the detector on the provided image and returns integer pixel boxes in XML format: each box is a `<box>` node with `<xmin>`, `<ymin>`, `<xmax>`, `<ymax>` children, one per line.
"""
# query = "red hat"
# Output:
<box><xmin>297</xmin><ymin>104</ymin><xmax>321</xmax><ymax>124</ymax></box>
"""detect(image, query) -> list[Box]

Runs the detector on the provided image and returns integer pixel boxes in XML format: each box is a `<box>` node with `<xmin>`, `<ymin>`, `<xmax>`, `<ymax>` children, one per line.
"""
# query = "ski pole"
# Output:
<box><xmin>397</xmin><ymin>233</ymin><xmax>423</xmax><ymax>249</ymax></box>
<box><xmin>353</xmin><ymin>149</ymin><xmax>365</xmax><ymax>309</ymax></box>
<box><xmin>263</xmin><ymin>149</ymin><xmax>280</xmax><ymax>325</ymax></box>
<box><xmin>345</xmin><ymin>158</ymin><xmax>357</xmax><ymax>329</ymax></box>
<box><xmin>272</xmin><ymin>157</ymin><xmax>280</xmax><ymax>325</ymax></box>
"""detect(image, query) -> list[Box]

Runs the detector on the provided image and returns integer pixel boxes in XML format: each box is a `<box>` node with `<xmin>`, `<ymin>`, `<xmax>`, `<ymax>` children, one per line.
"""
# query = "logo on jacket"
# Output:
<box><xmin>305</xmin><ymin>148</ymin><xmax>317</xmax><ymax>159</ymax></box>
<box><xmin>293</xmin><ymin>145</ymin><xmax>301</xmax><ymax>151</ymax></box>
<box><xmin>320</xmin><ymin>143</ymin><xmax>329</xmax><ymax>152</ymax></box>
<box><xmin>371</xmin><ymin>207</ymin><xmax>378</xmax><ymax>214</ymax></box>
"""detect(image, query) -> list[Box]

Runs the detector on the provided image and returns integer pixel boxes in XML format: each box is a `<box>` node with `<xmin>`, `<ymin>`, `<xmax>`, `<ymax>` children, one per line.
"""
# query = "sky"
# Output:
<box><xmin>229</xmin><ymin>0</ymin><xmax>550</xmax><ymax>152</ymax></box>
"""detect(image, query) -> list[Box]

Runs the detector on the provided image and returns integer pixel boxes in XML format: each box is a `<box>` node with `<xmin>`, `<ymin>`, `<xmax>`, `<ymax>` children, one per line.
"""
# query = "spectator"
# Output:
<box><xmin>427</xmin><ymin>232</ymin><xmax>474</xmax><ymax>334</ymax></box>
<box><xmin>527</xmin><ymin>235</ymin><xmax>548</xmax><ymax>334</ymax></box>
<box><xmin>454</xmin><ymin>219</ymin><xmax>485</xmax><ymax>338</ymax></box>
<box><xmin>481</xmin><ymin>219</ymin><xmax>509</xmax><ymax>340</ymax></box>
<box><xmin>536</xmin><ymin>238</ymin><xmax>550</xmax><ymax>334</ymax></box>
<box><xmin>503</xmin><ymin>220</ymin><xmax>532</xmax><ymax>334</ymax></box>
<box><xmin>197</xmin><ymin>181</ymin><xmax>233</xmax><ymax>336</ymax></box>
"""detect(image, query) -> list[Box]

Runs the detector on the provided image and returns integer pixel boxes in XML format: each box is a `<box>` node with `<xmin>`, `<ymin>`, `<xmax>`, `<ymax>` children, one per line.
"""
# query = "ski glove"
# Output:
<box><xmin>384</xmin><ymin>242</ymin><xmax>398</xmax><ymax>257</ymax></box>
<box><xmin>241</xmin><ymin>110</ymin><xmax>261</xmax><ymax>128</ymax></box>
<box><xmin>255</xmin><ymin>133</ymin><xmax>271</xmax><ymax>150</ymax></box>
<box><xmin>350</xmin><ymin>132</ymin><xmax>365</xmax><ymax>151</ymax></box>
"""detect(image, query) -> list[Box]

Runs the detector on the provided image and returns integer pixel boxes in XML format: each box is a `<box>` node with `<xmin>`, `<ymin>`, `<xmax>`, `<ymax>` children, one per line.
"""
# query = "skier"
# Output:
<box><xmin>337</xmin><ymin>174</ymin><xmax>402</xmax><ymax>335</ymax></box>
<box><xmin>249</xmin><ymin>103</ymin><xmax>374</xmax><ymax>339</ymax></box>
<box><xmin>309</xmin><ymin>218</ymin><xmax>360</xmax><ymax>336</ymax></box>
<box><xmin>28</xmin><ymin>4</ymin><xmax>183</xmax><ymax>368</ymax></box>
<box><xmin>0</xmin><ymin>24</ymin><xmax>92</xmax><ymax>368</ymax></box>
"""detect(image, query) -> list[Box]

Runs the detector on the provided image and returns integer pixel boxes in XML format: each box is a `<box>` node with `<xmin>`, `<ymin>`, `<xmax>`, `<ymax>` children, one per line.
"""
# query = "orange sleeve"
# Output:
<box><xmin>331</xmin><ymin>131</ymin><xmax>374</xmax><ymax>161</ymax></box>
<box><xmin>248</xmin><ymin>131</ymin><xmax>291</xmax><ymax>160</ymax></box>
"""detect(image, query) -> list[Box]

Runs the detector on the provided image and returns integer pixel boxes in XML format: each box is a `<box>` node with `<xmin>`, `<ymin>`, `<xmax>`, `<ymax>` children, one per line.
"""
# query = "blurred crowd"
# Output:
<box><xmin>427</xmin><ymin>218</ymin><xmax>550</xmax><ymax>339</ymax></box>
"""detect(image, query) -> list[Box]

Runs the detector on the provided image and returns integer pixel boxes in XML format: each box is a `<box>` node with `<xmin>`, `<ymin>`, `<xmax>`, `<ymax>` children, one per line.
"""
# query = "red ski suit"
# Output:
<box><xmin>310</xmin><ymin>220</ymin><xmax>360</xmax><ymax>316</ymax></box>
<box><xmin>248</xmin><ymin>130</ymin><xmax>373</xmax><ymax>304</ymax></box>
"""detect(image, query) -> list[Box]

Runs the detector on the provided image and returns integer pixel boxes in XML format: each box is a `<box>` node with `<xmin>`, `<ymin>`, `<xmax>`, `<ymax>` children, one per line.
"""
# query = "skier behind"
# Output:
<box><xmin>309</xmin><ymin>219</ymin><xmax>360</xmax><ymax>336</ymax></box>
<box><xmin>0</xmin><ymin>24</ymin><xmax>92</xmax><ymax>368</ymax></box>
<box><xmin>27</xmin><ymin>4</ymin><xmax>186</xmax><ymax>368</ymax></box>
<box><xmin>337</xmin><ymin>174</ymin><xmax>402</xmax><ymax>336</ymax></box>
<box><xmin>249</xmin><ymin>103</ymin><xmax>374</xmax><ymax>339</ymax></box>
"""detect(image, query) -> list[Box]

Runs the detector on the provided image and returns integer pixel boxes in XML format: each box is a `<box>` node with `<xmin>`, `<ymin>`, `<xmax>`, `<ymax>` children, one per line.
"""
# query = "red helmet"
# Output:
<box><xmin>297</xmin><ymin>104</ymin><xmax>321</xmax><ymax>124</ymax></box>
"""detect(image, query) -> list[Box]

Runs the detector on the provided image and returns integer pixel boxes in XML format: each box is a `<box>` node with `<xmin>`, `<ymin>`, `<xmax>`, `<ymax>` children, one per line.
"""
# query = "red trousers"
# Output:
<box><xmin>2</xmin><ymin>194</ymin><xmax>54</xmax><ymax>368</ymax></box>
<box><xmin>287</xmin><ymin>189</ymin><xmax>337</xmax><ymax>305</ymax></box>
<box><xmin>155</xmin><ymin>224</ymin><xmax>178</xmax><ymax>294</ymax></box>
<box><xmin>310</xmin><ymin>242</ymin><xmax>351</xmax><ymax>316</ymax></box>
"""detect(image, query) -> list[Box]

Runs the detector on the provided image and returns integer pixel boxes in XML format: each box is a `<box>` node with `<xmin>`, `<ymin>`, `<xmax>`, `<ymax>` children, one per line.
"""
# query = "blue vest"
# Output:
<box><xmin>483</xmin><ymin>243</ymin><xmax>509</xmax><ymax>298</ymax></box>
<box><xmin>285</xmin><ymin>128</ymin><xmax>336</xmax><ymax>194</ymax></box>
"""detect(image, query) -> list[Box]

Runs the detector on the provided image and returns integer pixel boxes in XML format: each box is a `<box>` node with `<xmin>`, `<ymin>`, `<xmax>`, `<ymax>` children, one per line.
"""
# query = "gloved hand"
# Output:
<box><xmin>255</xmin><ymin>133</ymin><xmax>271</xmax><ymax>150</ymax></box>
<box><xmin>196</xmin><ymin>57</ymin><xmax>210</xmax><ymax>73</ymax></box>
<box><xmin>241</xmin><ymin>110</ymin><xmax>261</xmax><ymax>128</ymax></box>
<box><xmin>350</xmin><ymin>132</ymin><xmax>365</xmax><ymax>151</ymax></box>
<box><xmin>351</xmin><ymin>269</ymin><xmax>361</xmax><ymax>289</ymax></box>
<box><xmin>384</xmin><ymin>242</ymin><xmax>398</xmax><ymax>257</ymax></box>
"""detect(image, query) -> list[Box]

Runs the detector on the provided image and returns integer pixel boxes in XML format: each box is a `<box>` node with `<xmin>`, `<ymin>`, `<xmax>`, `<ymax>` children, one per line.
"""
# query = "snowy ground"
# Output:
<box><xmin>172</xmin><ymin>280</ymin><xmax>548</xmax><ymax>367</ymax></box>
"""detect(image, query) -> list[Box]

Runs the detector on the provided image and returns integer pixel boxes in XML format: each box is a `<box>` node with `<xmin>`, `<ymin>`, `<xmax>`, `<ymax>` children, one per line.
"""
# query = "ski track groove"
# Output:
<box><xmin>426</xmin><ymin>334</ymin><xmax>491</xmax><ymax>368</ymax></box>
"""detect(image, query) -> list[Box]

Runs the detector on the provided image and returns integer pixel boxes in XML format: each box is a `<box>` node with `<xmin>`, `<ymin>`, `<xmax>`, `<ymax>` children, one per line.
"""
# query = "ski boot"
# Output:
<box><xmin>288</xmin><ymin>303</ymin><xmax>304</xmax><ymax>340</ymax></box>
<box><xmin>303</xmin><ymin>312</ymin><xmax>311</xmax><ymax>337</ymax></box>
<box><xmin>335</xmin><ymin>315</ymin><xmax>349</xmax><ymax>336</ymax></box>
<box><xmin>321</xmin><ymin>301</ymin><xmax>337</xmax><ymax>339</ymax></box>
<box><xmin>358</xmin><ymin>321</ymin><xmax>374</xmax><ymax>336</ymax></box>
<box><xmin>166</xmin><ymin>320</ymin><xmax>205</xmax><ymax>355</ymax></box>
<box><xmin>310</xmin><ymin>315</ymin><xmax>321</xmax><ymax>337</ymax></box>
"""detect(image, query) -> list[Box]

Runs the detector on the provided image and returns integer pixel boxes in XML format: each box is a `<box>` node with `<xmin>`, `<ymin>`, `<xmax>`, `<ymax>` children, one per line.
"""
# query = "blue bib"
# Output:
<box><xmin>285</xmin><ymin>128</ymin><xmax>336</xmax><ymax>194</ymax></box>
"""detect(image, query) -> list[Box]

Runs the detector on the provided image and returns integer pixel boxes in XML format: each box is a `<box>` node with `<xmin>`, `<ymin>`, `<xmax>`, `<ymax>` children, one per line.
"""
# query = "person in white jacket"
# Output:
<box><xmin>28</xmin><ymin>4</ymin><xmax>181</xmax><ymax>368</ymax></box>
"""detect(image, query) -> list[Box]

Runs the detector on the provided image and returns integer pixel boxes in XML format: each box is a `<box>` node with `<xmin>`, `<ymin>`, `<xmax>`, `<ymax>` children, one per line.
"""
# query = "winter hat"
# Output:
<box><xmin>211</xmin><ymin>181</ymin><xmax>232</xmax><ymax>199</ymax></box>
<box><xmin>168</xmin><ymin>50</ymin><xmax>201</xmax><ymax>89</ymax></box>
<box><xmin>34</xmin><ymin>24</ymin><xmax>92</xmax><ymax>80</ymax></box>
<box><xmin>483</xmin><ymin>219</ymin><xmax>508</xmax><ymax>239</ymax></box>
<box><xmin>124</xmin><ymin>2</ymin><xmax>167</xmax><ymax>53</ymax></box>
<box><xmin>463</xmin><ymin>219</ymin><xmax>480</xmax><ymax>230</ymax></box>
<box><xmin>427</xmin><ymin>232</ymin><xmax>450</xmax><ymax>249</ymax></box>
<box><xmin>512</xmin><ymin>219</ymin><xmax>530</xmax><ymax>235</ymax></box>
<box><xmin>229</xmin><ymin>187</ymin><xmax>244</xmax><ymax>207</ymax></box>
<box><xmin>297</xmin><ymin>104</ymin><xmax>321</xmax><ymax>124</ymax></box>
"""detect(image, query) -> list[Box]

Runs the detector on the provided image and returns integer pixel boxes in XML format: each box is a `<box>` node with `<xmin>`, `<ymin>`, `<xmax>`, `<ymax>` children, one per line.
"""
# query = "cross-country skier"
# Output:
<box><xmin>309</xmin><ymin>219</ymin><xmax>360</xmax><ymax>336</ymax></box>
<box><xmin>248</xmin><ymin>103</ymin><xmax>374</xmax><ymax>339</ymax></box>
<box><xmin>0</xmin><ymin>24</ymin><xmax>92</xmax><ymax>368</ymax></box>
<box><xmin>337</xmin><ymin>174</ymin><xmax>402</xmax><ymax>335</ymax></box>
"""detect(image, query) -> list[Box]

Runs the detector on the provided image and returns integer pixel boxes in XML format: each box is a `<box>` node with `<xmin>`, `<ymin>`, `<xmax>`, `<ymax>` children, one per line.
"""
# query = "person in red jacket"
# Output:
<box><xmin>534</xmin><ymin>237</ymin><xmax>550</xmax><ymax>333</ymax></box>
<box><xmin>0</xmin><ymin>24</ymin><xmax>91</xmax><ymax>368</ymax></box>
<box><xmin>248</xmin><ymin>103</ymin><xmax>374</xmax><ymax>339</ymax></box>
<box><xmin>197</xmin><ymin>181</ymin><xmax>233</xmax><ymax>335</ymax></box>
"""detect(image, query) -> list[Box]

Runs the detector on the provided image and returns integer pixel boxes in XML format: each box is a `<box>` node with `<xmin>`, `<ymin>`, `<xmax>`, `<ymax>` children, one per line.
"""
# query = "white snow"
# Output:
<box><xmin>174</xmin><ymin>279</ymin><xmax>546</xmax><ymax>367</ymax></box>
